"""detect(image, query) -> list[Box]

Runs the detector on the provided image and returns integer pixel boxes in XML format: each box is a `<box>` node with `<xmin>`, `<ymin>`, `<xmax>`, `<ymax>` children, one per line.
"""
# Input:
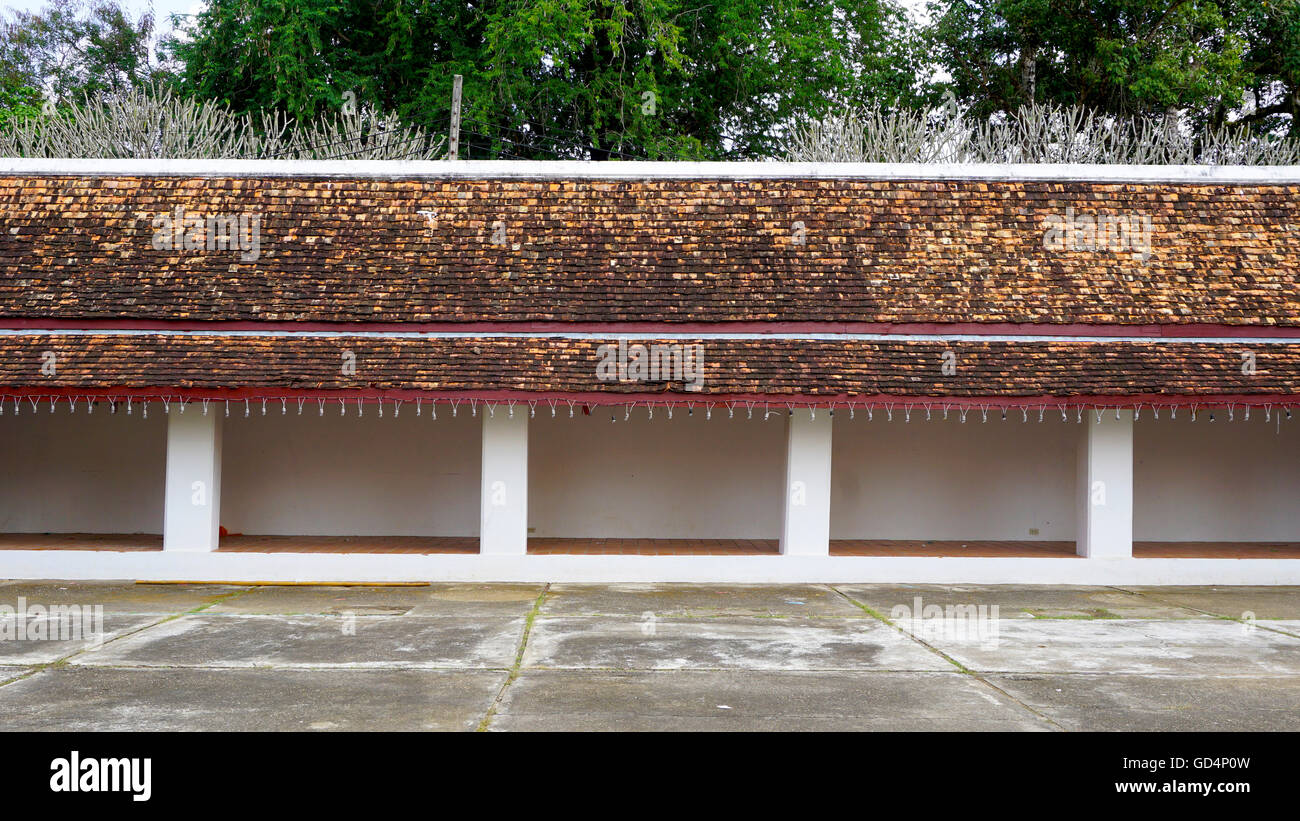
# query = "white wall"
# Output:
<box><xmin>528</xmin><ymin>410</ymin><xmax>784</xmax><ymax>538</ymax></box>
<box><xmin>221</xmin><ymin>408</ymin><xmax>479</xmax><ymax>536</ymax></box>
<box><xmin>1135</xmin><ymin>411</ymin><xmax>1300</xmax><ymax>541</ymax></box>
<box><xmin>0</xmin><ymin>405</ymin><xmax>165</xmax><ymax>533</ymax></box>
<box><xmin>830</xmin><ymin>413</ymin><xmax>1078</xmax><ymax>540</ymax></box>
<box><xmin>4</xmin><ymin>399</ymin><xmax>1294</xmax><ymax>545</ymax></box>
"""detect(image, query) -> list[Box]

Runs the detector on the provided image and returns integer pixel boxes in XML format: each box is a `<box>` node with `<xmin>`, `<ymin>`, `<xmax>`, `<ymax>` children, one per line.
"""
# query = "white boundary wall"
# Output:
<box><xmin>222</xmin><ymin>410</ymin><xmax>480</xmax><ymax>536</ymax></box>
<box><xmin>0</xmin><ymin>409</ymin><xmax>164</xmax><ymax>534</ymax></box>
<box><xmin>1</xmin><ymin>406</ymin><xmax>1298</xmax><ymax>582</ymax></box>
<box><xmin>831</xmin><ymin>415</ymin><xmax>1077</xmax><ymax>540</ymax></box>
<box><xmin>528</xmin><ymin>411</ymin><xmax>784</xmax><ymax>539</ymax></box>
<box><xmin>1135</xmin><ymin>412</ymin><xmax>1300</xmax><ymax>541</ymax></box>
<box><xmin>0</xmin><ymin>409</ymin><xmax>481</xmax><ymax>537</ymax></box>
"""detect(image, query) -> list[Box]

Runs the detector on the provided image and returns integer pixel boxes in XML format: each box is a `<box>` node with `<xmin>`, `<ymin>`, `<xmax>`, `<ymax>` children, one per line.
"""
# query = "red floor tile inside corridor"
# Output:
<box><xmin>0</xmin><ymin>533</ymin><xmax>162</xmax><ymax>551</ymax></box>
<box><xmin>0</xmin><ymin>534</ymin><xmax>1297</xmax><ymax>558</ymax></box>
<box><xmin>528</xmin><ymin>538</ymin><xmax>779</xmax><ymax>555</ymax></box>
<box><xmin>831</xmin><ymin>539</ymin><xmax>1078</xmax><ymax>557</ymax></box>
<box><xmin>1132</xmin><ymin>541</ymin><xmax>1300</xmax><ymax>559</ymax></box>
<box><xmin>219</xmin><ymin>535</ymin><xmax>477</xmax><ymax>554</ymax></box>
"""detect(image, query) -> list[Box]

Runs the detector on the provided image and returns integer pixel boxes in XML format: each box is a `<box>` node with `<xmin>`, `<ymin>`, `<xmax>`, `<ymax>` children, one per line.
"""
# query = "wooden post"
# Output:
<box><xmin>448</xmin><ymin>74</ymin><xmax>463</xmax><ymax>160</ymax></box>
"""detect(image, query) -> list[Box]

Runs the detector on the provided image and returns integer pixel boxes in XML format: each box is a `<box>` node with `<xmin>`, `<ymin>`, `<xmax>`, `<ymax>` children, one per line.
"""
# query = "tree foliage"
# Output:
<box><xmin>0</xmin><ymin>83</ymin><xmax>43</xmax><ymax>129</ymax></box>
<box><xmin>926</xmin><ymin>0</ymin><xmax>1297</xmax><ymax>137</ymax></box>
<box><xmin>1228</xmin><ymin>0</ymin><xmax>1300</xmax><ymax>137</ymax></box>
<box><xmin>2</xmin><ymin>0</ymin><xmax>1297</xmax><ymax>157</ymax></box>
<box><xmin>0</xmin><ymin>0</ymin><xmax>165</xmax><ymax>104</ymax></box>
<box><xmin>167</xmin><ymin>0</ymin><xmax>923</xmax><ymax>159</ymax></box>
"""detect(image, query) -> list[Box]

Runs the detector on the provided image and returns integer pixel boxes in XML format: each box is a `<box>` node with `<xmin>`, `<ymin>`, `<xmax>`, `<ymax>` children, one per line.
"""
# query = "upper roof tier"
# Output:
<box><xmin>2</xmin><ymin>160</ymin><xmax>1297</xmax><ymax>327</ymax></box>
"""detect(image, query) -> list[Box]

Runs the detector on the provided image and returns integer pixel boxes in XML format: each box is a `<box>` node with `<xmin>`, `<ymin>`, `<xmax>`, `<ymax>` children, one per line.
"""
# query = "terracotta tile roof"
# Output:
<box><xmin>1</xmin><ymin>334</ymin><xmax>1296</xmax><ymax>399</ymax></box>
<box><xmin>1</xmin><ymin>174</ymin><xmax>1298</xmax><ymax>326</ymax></box>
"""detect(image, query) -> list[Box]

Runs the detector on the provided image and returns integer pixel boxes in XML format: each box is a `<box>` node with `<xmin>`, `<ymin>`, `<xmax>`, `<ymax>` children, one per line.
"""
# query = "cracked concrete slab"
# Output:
<box><xmin>0</xmin><ymin>581</ymin><xmax>246</xmax><ymax>615</ymax></box>
<box><xmin>988</xmin><ymin>673</ymin><xmax>1300</xmax><ymax>731</ymax></box>
<box><xmin>542</xmin><ymin>583</ymin><xmax>866</xmax><ymax>619</ymax></box>
<box><xmin>0</xmin><ymin>613</ymin><xmax>164</xmax><ymax>665</ymax></box>
<box><xmin>1119</xmin><ymin>586</ymin><xmax>1300</xmax><ymax>620</ymax></box>
<box><xmin>3</xmin><ymin>581</ymin><xmax>1298</xmax><ymax>731</ymax></box>
<box><xmin>0</xmin><ymin>666</ymin><xmax>506</xmax><ymax>731</ymax></box>
<box><xmin>932</xmin><ymin>619</ymin><xmax>1300</xmax><ymax>676</ymax></box>
<box><xmin>0</xmin><ymin>666</ymin><xmax>30</xmax><ymax>685</ymax></box>
<box><xmin>1263</xmin><ymin>621</ymin><xmax>1300</xmax><ymax>638</ymax></box>
<box><xmin>204</xmin><ymin>583</ymin><xmax>544</xmax><ymax>617</ymax></box>
<box><xmin>489</xmin><ymin>670</ymin><xmax>1050</xmax><ymax>731</ymax></box>
<box><xmin>836</xmin><ymin>584</ymin><xmax>1205</xmax><ymax>620</ymax></box>
<box><xmin>522</xmin><ymin>615</ymin><xmax>948</xmax><ymax>671</ymax></box>
<box><xmin>71</xmin><ymin>613</ymin><xmax>524</xmax><ymax>669</ymax></box>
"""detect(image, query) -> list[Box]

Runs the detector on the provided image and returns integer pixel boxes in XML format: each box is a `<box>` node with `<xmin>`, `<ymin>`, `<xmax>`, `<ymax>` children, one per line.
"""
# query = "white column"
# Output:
<box><xmin>1076</xmin><ymin>409</ymin><xmax>1134</xmax><ymax>558</ymax></box>
<box><xmin>780</xmin><ymin>409</ymin><xmax>833</xmax><ymax>556</ymax></box>
<box><xmin>480</xmin><ymin>406</ymin><xmax>529</xmax><ymax>555</ymax></box>
<box><xmin>163</xmin><ymin>407</ymin><xmax>222</xmax><ymax>553</ymax></box>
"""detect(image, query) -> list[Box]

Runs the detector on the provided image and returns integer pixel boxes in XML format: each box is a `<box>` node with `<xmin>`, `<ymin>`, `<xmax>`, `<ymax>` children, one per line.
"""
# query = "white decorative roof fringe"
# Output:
<box><xmin>1</xmin><ymin>393</ymin><xmax>1293</xmax><ymax>431</ymax></box>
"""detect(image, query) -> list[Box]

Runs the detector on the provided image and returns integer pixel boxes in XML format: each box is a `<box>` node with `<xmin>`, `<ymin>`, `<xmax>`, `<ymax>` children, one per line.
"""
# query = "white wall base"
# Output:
<box><xmin>1</xmin><ymin>551</ymin><xmax>1298</xmax><ymax>585</ymax></box>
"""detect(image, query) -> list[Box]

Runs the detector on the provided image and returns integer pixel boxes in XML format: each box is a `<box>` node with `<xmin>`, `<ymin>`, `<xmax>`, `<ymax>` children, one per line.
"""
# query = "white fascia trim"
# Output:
<box><xmin>1</xmin><ymin>551</ymin><xmax>1299</xmax><ymax>584</ymax></box>
<box><xmin>2</xmin><ymin>157</ymin><xmax>1299</xmax><ymax>184</ymax></box>
<box><xmin>4</xmin><ymin>329</ymin><xmax>1300</xmax><ymax>344</ymax></box>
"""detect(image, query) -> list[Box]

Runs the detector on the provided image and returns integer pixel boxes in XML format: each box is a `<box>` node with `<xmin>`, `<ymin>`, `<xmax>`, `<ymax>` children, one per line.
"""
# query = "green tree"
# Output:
<box><xmin>166</xmin><ymin>0</ymin><xmax>368</xmax><ymax>123</ymax></box>
<box><xmin>926</xmin><ymin>0</ymin><xmax>1251</xmax><ymax>122</ymax></box>
<box><xmin>0</xmin><ymin>82</ymin><xmax>43</xmax><ymax>129</ymax></box>
<box><xmin>168</xmin><ymin>0</ymin><xmax>922</xmax><ymax>159</ymax></box>
<box><xmin>477</xmin><ymin>0</ymin><xmax>924</xmax><ymax>158</ymax></box>
<box><xmin>1226</xmin><ymin>0</ymin><xmax>1300</xmax><ymax>138</ymax></box>
<box><xmin>0</xmin><ymin>0</ymin><xmax>167</xmax><ymax>106</ymax></box>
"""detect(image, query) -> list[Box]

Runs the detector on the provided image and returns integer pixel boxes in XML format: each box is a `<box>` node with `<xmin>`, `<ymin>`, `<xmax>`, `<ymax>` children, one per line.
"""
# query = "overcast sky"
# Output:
<box><xmin>0</xmin><ymin>0</ymin><xmax>203</xmax><ymax>43</ymax></box>
<box><xmin>1</xmin><ymin>0</ymin><xmax>202</xmax><ymax>20</ymax></box>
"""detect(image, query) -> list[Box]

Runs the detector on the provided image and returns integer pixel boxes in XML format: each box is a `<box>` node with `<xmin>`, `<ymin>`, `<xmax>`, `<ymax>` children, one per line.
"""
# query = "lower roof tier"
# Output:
<box><xmin>0</xmin><ymin>333</ymin><xmax>1297</xmax><ymax>401</ymax></box>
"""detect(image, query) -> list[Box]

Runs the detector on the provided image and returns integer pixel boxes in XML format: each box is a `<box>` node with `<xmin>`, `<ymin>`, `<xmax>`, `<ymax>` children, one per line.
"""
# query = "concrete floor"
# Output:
<box><xmin>1</xmin><ymin>580</ymin><xmax>1298</xmax><ymax>731</ymax></box>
